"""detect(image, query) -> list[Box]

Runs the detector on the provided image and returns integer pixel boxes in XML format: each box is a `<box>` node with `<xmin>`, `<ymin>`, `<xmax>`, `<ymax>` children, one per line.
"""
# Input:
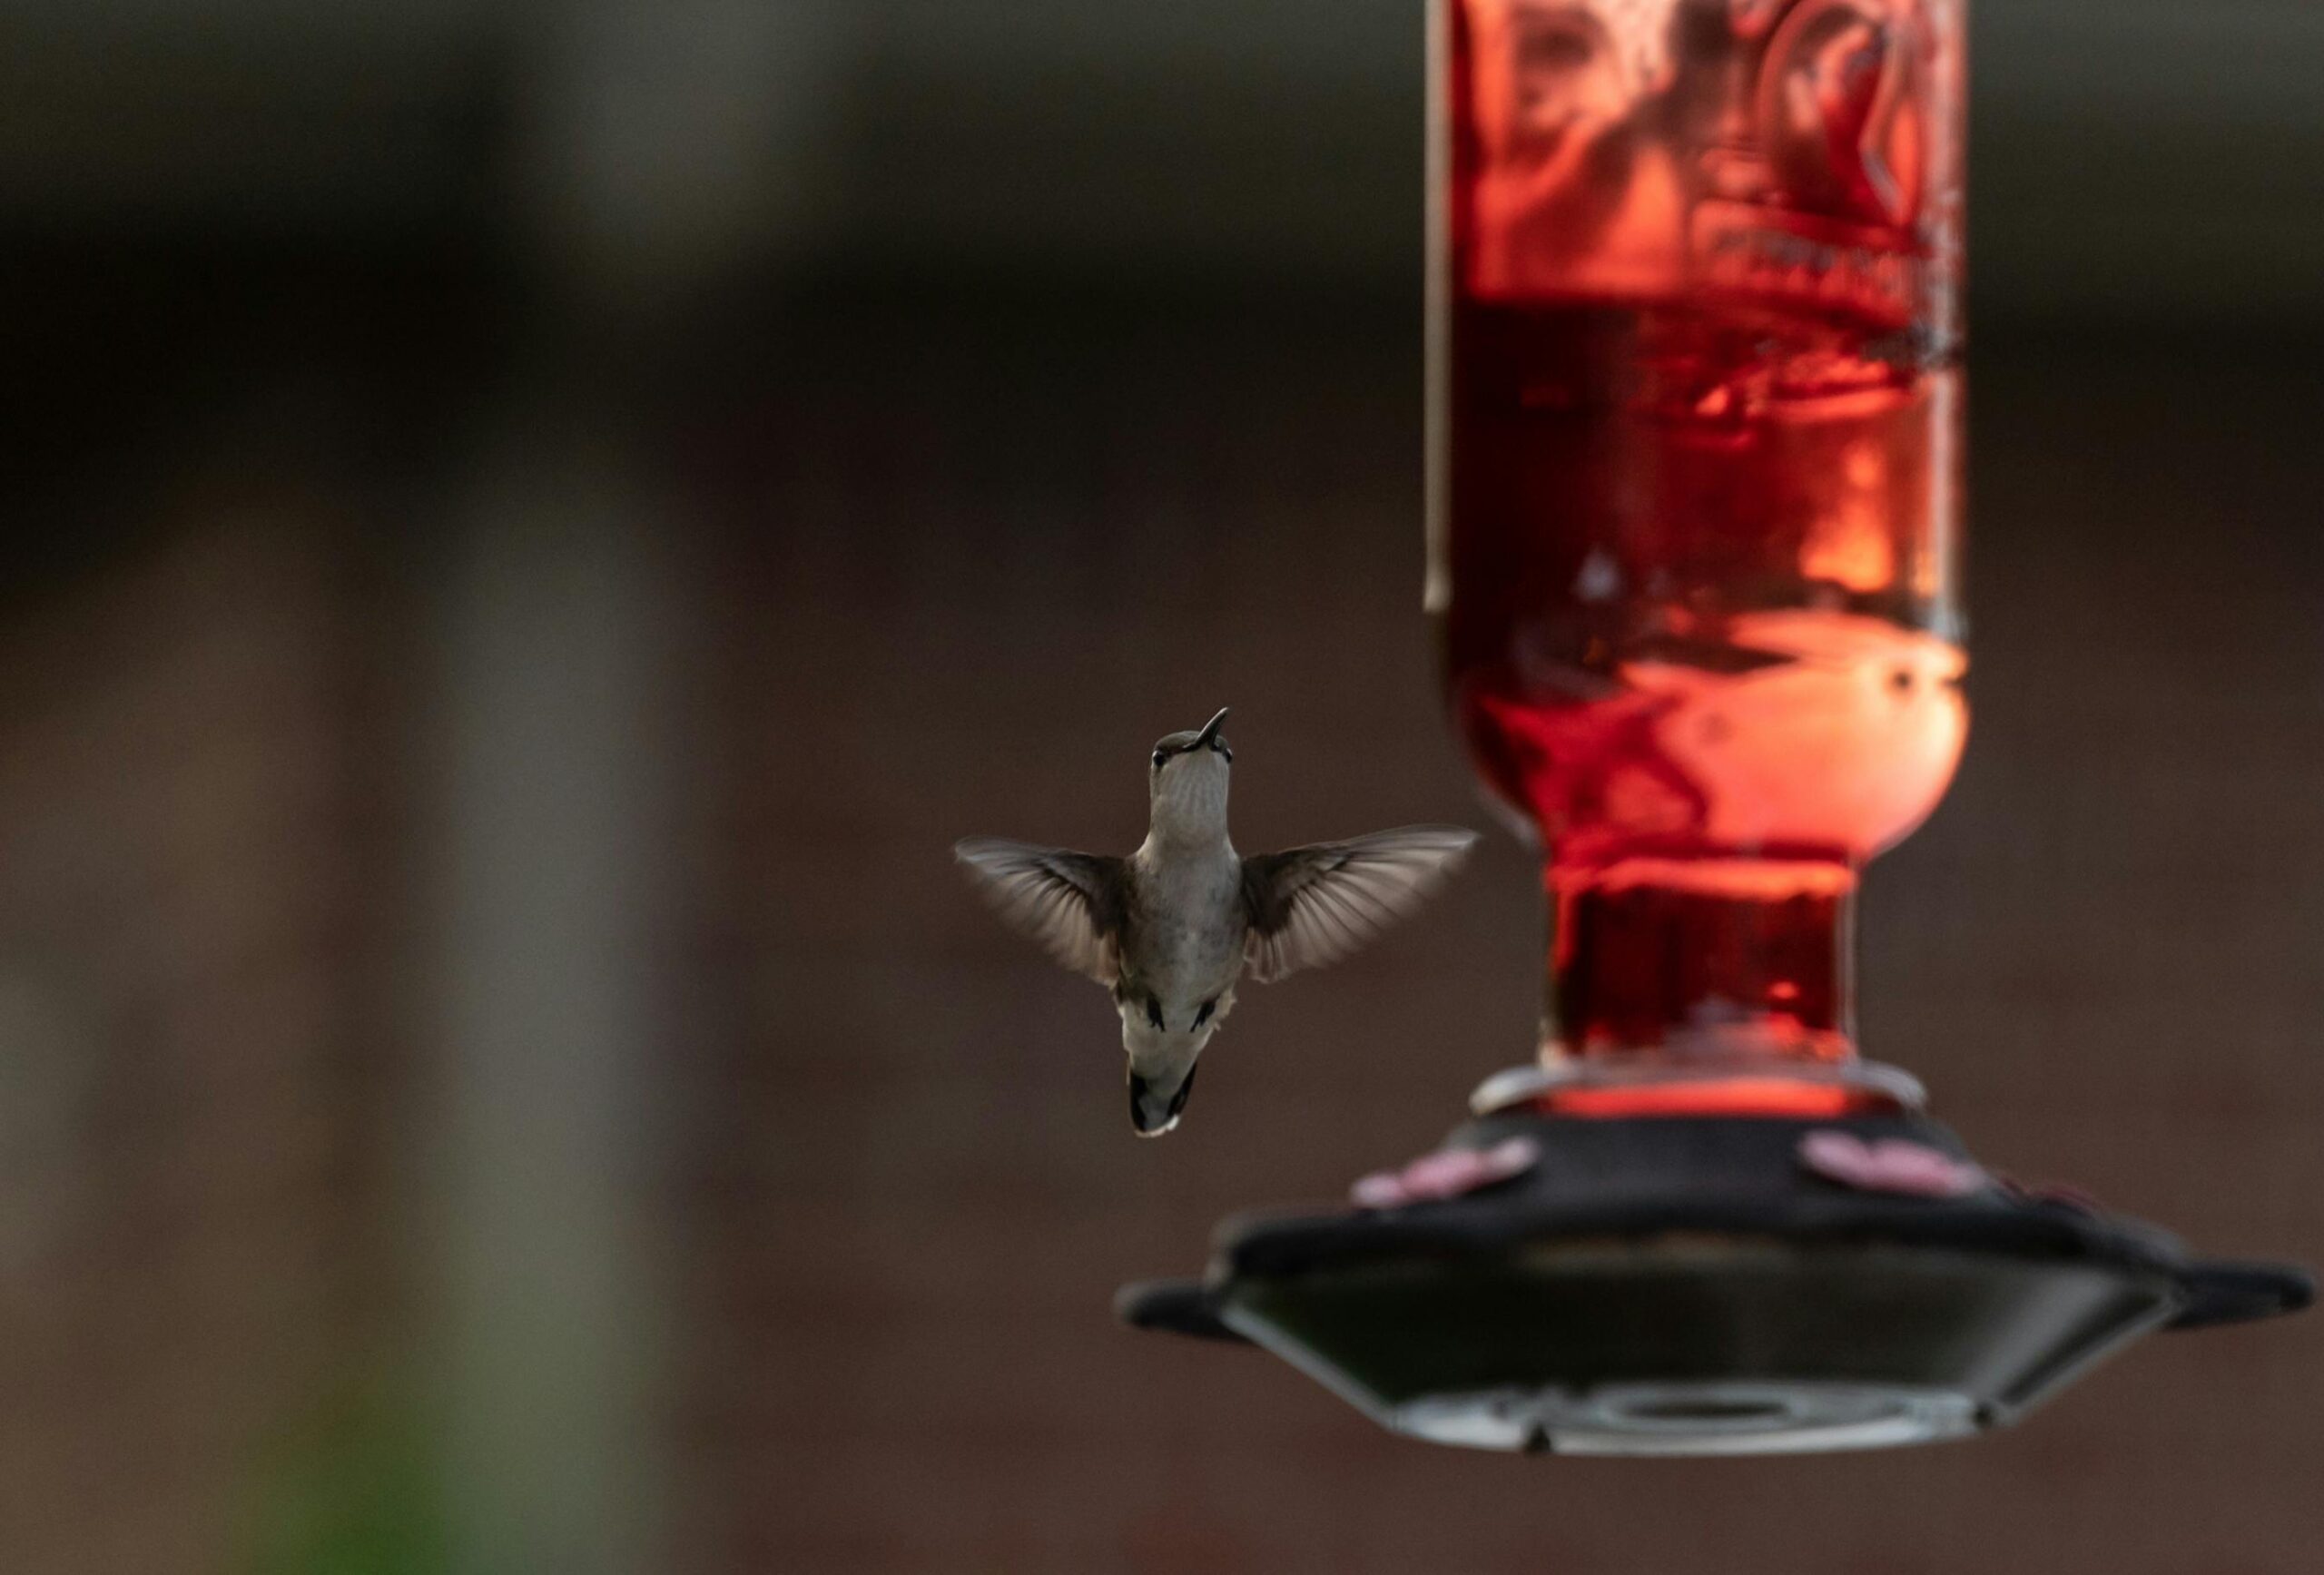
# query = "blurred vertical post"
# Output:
<box><xmin>428</xmin><ymin>440</ymin><xmax>681</xmax><ymax>1575</ymax></box>
<box><xmin>520</xmin><ymin>0</ymin><xmax>836</xmax><ymax>314</ymax></box>
<box><xmin>423</xmin><ymin>8</ymin><xmax>831</xmax><ymax>1569</ymax></box>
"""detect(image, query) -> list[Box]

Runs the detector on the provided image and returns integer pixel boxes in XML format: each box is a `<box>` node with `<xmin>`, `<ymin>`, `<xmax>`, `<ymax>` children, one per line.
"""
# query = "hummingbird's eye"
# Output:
<box><xmin>1152</xmin><ymin>749</ymin><xmax>1169</xmax><ymax>769</ymax></box>
<box><xmin>1220</xmin><ymin>745</ymin><xmax>1232</xmax><ymax>763</ymax></box>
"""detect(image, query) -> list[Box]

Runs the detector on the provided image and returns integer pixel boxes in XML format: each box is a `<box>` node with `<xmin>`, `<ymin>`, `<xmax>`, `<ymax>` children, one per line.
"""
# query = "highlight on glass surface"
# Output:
<box><xmin>1427</xmin><ymin>0</ymin><xmax>1965</xmax><ymax>1110</ymax></box>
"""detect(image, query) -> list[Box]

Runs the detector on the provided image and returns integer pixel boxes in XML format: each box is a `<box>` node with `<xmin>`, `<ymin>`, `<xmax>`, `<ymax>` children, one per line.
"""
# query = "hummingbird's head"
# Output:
<box><xmin>1147</xmin><ymin>707</ymin><xmax>1232</xmax><ymax>841</ymax></box>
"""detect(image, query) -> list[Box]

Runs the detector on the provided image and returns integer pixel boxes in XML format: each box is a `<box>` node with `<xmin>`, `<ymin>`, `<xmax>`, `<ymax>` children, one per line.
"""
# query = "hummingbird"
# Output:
<box><xmin>956</xmin><ymin>708</ymin><xmax>1479</xmax><ymax>1137</ymax></box>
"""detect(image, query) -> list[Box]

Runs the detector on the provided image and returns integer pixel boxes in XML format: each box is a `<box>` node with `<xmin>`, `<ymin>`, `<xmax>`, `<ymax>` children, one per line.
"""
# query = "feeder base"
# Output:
<box><xmin>1119</xmin><ymin>1104</ymin><xmax>2310</xmax><ymax>1456</ymax></box>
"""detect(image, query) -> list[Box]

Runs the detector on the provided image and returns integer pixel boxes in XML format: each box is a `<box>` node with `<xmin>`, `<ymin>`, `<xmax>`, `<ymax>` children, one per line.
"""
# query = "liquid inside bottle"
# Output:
<box><xmin>1431</xmin><ymin>0</ymin><xmax>1966</xmax><ymax>1100</ymax></box>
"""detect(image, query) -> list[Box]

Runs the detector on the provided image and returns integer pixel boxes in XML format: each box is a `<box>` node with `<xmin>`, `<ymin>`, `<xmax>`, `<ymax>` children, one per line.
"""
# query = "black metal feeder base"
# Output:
<box><xmin>1119</xmin><ymin>1106</ymin><xmax>2310</xmax><ymax>1456</ymax></box>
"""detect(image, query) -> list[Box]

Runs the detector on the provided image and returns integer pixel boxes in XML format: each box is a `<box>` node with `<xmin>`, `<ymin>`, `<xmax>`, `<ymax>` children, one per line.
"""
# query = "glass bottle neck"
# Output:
<box><xmin>1541</xmin><ymin>854</ymin><xmax>1864</xmax><ymax>1104</ymax></box>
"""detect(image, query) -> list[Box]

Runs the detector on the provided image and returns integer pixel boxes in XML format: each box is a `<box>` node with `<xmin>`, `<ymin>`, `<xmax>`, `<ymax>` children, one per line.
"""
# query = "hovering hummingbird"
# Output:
<box><xmin>956</xmin><ymin>708</ymin><xmax>1479</xmax><ymax>1137</ymax></box>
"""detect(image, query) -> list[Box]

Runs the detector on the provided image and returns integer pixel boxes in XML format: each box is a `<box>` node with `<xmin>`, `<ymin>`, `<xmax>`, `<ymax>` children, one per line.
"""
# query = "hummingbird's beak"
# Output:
<box><xmin>1194</xmin><ymin>707</ymin><xmax>1230</xmax><ymax>751</ymax></box>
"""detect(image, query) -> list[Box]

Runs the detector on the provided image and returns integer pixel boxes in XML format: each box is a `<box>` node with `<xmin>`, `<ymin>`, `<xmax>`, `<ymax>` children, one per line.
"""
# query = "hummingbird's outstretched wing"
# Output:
<box><xmin>954</xmin><ymin>838</ymin><xmax>1128</xmax><ymax>983</ymax></box>
<box><xmin>1241</xmin><ymin>825</ymin><xmax>1478</xmax><ymax>983</ymax></box>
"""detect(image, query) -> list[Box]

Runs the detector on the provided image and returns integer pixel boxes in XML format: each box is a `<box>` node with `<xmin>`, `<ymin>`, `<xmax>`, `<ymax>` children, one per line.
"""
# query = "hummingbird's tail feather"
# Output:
<box><xmin>1128</xmin><ymin>1058</ymin><xmax>1200</xmax><ymax>1137</ymax></box>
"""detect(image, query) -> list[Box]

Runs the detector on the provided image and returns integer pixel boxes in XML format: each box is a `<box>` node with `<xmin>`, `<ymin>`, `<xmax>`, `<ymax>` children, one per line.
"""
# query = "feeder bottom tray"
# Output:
<box><xmin>1120</xmin><ymin>1111</ymin><xmax>2310</xmax><ymax>1456</ymax></box>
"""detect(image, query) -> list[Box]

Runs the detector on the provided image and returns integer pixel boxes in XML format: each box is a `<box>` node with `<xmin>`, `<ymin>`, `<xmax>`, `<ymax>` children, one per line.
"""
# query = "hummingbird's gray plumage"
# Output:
<box><xmin>956</xmin><ymin>708</ymin><xmax>1479</xmax><ymax>1137</ymax></box>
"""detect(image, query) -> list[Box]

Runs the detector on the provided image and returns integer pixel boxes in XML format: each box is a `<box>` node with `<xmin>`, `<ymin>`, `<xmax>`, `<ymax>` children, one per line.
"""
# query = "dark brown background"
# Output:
<box><xmin>1</xmin><ymin>4</ymin><xmax>2319</xmax><ymax>1572</ymax></box>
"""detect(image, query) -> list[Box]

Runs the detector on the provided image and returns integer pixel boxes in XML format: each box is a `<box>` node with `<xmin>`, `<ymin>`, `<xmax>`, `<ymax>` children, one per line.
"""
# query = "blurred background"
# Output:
<box><xmin>1</xmin><ymin>2</ymin><xmax>2319</xmax><ymax>1571</ymax></box>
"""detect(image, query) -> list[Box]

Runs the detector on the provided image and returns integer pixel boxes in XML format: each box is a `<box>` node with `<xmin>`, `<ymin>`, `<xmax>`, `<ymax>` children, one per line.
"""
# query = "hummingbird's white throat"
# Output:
<box><xmin>1149</xmin><ymin>750</ymin><xmax>1231</xmax><ymax>846</ymax></box>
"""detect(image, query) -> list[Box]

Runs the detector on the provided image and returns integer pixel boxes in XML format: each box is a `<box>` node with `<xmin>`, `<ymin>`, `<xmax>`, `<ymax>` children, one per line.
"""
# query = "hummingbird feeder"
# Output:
<box><xmin>1117</xmin><ymin>0</ymin><xmax>2309</xmax><ymax>1455</ymax></box>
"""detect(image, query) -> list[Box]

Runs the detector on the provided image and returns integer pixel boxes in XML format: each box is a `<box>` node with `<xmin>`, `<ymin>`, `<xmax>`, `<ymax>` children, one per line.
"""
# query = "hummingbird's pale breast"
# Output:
<box><xmin>1126</xmin><ymin>733</ymin><xmax>1245</xmax><ymax>1032</ymax></box>
<box><xmin>1123</xmin><ymin>840</ymin><xmax>1246</xmax><ymax>1035</ymax></box>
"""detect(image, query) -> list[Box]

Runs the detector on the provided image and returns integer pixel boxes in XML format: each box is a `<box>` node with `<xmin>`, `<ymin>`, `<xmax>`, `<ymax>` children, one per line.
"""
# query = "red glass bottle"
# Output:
<box><xmin>1428</xmin><ymin>0</ymin><xmax>1966</xmax><ymax>1113</ymax></box>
